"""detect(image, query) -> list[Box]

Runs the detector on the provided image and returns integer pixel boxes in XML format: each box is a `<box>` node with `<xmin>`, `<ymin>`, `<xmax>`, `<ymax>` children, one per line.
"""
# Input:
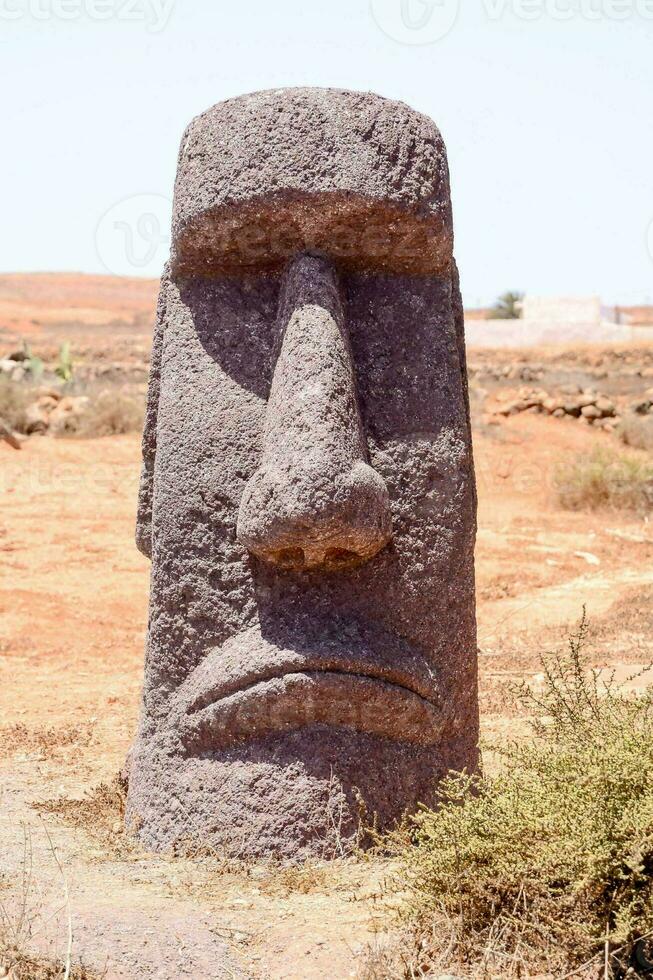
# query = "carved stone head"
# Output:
<box><xmin>127</xmin><ymin>87</ymin><xmax>478</xmax><ymax>859</ymax></box>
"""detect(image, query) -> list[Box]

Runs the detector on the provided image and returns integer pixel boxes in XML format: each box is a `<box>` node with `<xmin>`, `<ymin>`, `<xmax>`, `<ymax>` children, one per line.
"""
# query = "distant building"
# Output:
<box><xmin>464</xmin><ymin>295</ymin><xmax>653</xmax><ymax>348</ymax></box>
<box><xmin>522</xmin><ymin>295</ymin><xmax>602</xmax><ymax>325</ymax></box>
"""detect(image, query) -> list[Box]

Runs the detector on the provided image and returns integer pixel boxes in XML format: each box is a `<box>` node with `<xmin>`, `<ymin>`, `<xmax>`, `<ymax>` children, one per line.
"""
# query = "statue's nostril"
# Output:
<box><xmin>324</xmin><ymin>547</ymin><xmax>359</xmax><ymax>565</ymax></box>
<box><xmin>274</xmin><ymin>547</ymin><xmax>305</xmax><ymax>568</ymax></box>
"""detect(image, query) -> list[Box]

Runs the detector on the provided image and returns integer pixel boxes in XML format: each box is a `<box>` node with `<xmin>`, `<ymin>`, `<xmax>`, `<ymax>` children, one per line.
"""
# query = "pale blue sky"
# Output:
<box><xmin>1</xmin><ymin>0</ymin><xmax>652</xmax><ymax>306</ymax></box>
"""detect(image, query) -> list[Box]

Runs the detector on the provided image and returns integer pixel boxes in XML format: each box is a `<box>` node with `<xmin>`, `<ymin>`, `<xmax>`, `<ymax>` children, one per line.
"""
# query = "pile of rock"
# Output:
<box><xmin>631</xmin><ymin>392</ymin><xmax>653</xmax><ymax>416</ymax></box>
<box><xmin>469</xmin><ymin>360</ymin><xmax>545</xmax><ymax>383</ymax></box>
<box><xmin>0</xmin><ymin>350</ymin><xmax>31</xmax><ymax>383</ymax></box>
<box><xmin>77</xmin><ymin>362</ymin><xmax>149</xmax><ymax>384</ymax></box>
<box><xmin>490</xmin><ymin>386</ymin><xmax>620</xmax><ymax>429</ymax></box>
<box><xmin>23</xmin><ymin>390</ymin><xmax>90</xmax><ymax>436</ymax></box>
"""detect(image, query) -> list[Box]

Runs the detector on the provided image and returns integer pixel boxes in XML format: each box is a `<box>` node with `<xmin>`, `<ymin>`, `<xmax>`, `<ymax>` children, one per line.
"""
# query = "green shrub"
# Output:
<box><xmin>54</xmin><ymin>341</ymin><xmax>74</xmax><ymax>382</ymax></box>
<box><xmin>390</xmin><ymin>613</ymin><xmax>653</xmax><ymax>978</ymax></box>
<box><xmin>554</xmin><ymin>446</ymin><xmax>653</xmax><ymax>513</ymax></box>
<box><xmin>489</xmin><ymin>290</ymin><xmax>524</xmax><ymax>320</ymax></box>
<box><xmin>20</xmin><ymin>341</ymin><xmax>45</xmax><ymax>380</ymax></box>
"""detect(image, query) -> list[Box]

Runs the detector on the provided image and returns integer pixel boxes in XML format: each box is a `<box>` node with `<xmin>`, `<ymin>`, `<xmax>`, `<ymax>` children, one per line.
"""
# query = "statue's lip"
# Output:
<box><xmin>176</xmin><ymin>625</ymin><xmax>442</xmax><ymax>750</ymax></box>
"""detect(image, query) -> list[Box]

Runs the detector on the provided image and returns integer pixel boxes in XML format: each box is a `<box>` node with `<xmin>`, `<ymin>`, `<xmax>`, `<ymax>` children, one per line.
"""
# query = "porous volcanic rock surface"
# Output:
<box><xmin>171</xmin><ymin>87</ymin><xmax>453</xmax><ymax>277</ymax></box>
<box><xmin>127</xmin><ymin>87</ymin><xmax>478</xmax><ymax>860</ymax></box>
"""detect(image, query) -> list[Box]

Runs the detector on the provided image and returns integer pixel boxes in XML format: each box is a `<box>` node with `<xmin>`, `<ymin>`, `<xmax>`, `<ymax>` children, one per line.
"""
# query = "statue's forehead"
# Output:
<box><xmin>171</xmin><ymin>88</ymin><xmax>453</xmax><ymax>278</ymax></box>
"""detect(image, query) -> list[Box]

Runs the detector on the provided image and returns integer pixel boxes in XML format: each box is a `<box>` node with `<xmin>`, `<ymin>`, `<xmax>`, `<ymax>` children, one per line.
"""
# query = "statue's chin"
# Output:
<box><xmin>124</xmin><ymin>725</ymin><xmax>457</xmax><ymax>861</ymax></box>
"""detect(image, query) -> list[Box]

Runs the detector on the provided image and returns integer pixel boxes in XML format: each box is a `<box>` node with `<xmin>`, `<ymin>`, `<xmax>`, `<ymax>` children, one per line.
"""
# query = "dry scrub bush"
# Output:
<box><xmin>258</xmin><ymin>861</ymin><xmax>330</xmax><ymax>897</ymax></box>
<box><xmin>388</xmin><ymin>613</ymin><xmax>653</xmax><ymax>978</ymax></box>
<box><xmin>34</xmin><ymin>776</ymin><xmax>128</xmax><ymax>853</ymax></box>
<box><xmin>356</xmin><ymin>941</ymin><xmax>402</xmax><ymax>980</ymax></box>
<box><xmin>0</xmin><ymin>724</ymin><xmax>94</xmax><ymax>760</ymax></box>
<box><xmin>555</xmin><ymin>447</ymin><xmax>653</xmax><ymax>513</ymax></box>
<box><xmin>71</xmin><ymin>387</ymin><xmax>144</xmax><ymax>438</ymax></box>
<box><xmin>1</xmin><ymin>378</ymin><xmax>144</xmax><ymax>439</ymax></box>
<box><xmin>619</xmin><ymin>414</ymin><xmax>653</xmax><ymax>453</ymax></box>
<box><xmin>0</xmin><ymin>951</ymin><xmax>98</xmax><ymax>980</ymax></box>
<box><xmin>0</xmin><ymin>378</ymin><xmax>29</xmax><ymax>433</ymax></box>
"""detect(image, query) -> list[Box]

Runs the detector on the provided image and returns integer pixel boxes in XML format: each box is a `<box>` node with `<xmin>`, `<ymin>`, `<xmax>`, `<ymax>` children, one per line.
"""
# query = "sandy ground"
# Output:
<box><xmin>0</xmin><ymin>273</ymin><xmax>155</xmax><ymax>366</ymax></box>
<box><xmin>2</xmin><ymin>383</ymin><xmax>653</xmax><ymax>977</ymax></box>
<box><xmin>0</xmin><ymin>273</ymin><xmax>156</xmax><ymax>336</ymax></box>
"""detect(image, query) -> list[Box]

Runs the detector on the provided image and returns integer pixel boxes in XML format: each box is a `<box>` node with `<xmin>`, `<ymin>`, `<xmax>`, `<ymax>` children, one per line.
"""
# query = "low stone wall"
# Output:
<box><xmin>465</xmin><ymin>319</ymin><xmax>653</xmax><ymax>349</ymax></box>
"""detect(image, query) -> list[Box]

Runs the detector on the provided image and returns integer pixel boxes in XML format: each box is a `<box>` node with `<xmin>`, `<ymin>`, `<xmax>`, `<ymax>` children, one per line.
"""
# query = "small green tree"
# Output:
<box><xmin>21</xmin><ymin>341</ymin><xmax>44</xmax><ymax>380</ymax></box>
<box><xmin>489</xmin><ymin>290</ymin><xmax>524</xmax><ymax>319</ymax></box>
<box><xmin>54</xmin><ymin>342</ymin><xmax>74</xmax><ymax>382</ymax></box>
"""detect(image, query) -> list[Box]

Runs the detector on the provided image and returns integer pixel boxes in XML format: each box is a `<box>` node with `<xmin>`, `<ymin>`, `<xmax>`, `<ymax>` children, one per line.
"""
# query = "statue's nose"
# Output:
<box><xmin>236</xmin><ymin>254</ymin><xmax>392</xmax><ymax>571</ymax></box>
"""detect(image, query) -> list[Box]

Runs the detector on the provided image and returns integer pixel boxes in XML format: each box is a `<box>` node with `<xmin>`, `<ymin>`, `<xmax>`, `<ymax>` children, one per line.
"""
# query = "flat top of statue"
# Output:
<box><xmin>171</xmin><ymin>87</ymin><xmax>453</xmax><ymax>277</ymax></box>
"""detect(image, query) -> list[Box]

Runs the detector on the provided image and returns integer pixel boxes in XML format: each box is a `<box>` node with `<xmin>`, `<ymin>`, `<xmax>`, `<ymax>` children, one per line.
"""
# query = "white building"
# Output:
<box><xmin>465</xmin><ymin>295</ymin><xmax>653</xmax><ymax>348</ymax></box>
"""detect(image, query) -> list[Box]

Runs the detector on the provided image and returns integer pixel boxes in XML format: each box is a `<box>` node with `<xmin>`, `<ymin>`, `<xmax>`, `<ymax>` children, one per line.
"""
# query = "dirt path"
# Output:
<box><xmin>1</xmin><ymin>764</ymin><xmax>387</xmax><ymax>979</ymax></box>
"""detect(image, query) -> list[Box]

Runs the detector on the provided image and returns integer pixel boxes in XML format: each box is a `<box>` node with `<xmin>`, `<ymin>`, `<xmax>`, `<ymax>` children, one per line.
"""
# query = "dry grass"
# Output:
<box><xmin>0</xmin><ymin>826</ymin><xmax>100</xmax><ymax>980</ymax></box>
<box><xmin>33</xmin><ymin>776</ymin><xmax>129</xmax><ymax>855</ymax></box>
<box><xmin>554</xmin><ymin>446</ymin><xmax>653</xmax><ymax>513</ymax></box>
<box><xmin>1</xmin><ymin>375</ymin><xmax>144</xmax><ymax>440</ymax></box>
<box><xmin>165</xmin><ymin>838</ymin><xmax>341</xmax><ymax>905</ymax></box>
<box><xmin>0</xmin><ymin>950</ymin><xmax>99</xmax><ymax>979</ymax></box>
<box><xmin>0</xmin><ymin>724</ymin><xmax>94</xmax><ymax>761</ymax></box>
<box><xmin>33</xmin><ymin>777</ymin><xmax>339</xmax><ymax>905</ymax></box>
<box><xmin>355</xmin><ymin>941</ymin><xmax>400</xmax><ymax>980</ymax></box>
<box><xmin>257</xmin><ymin>861</ymin><xmax>331</xmax><ymax>898</ymax></box>
<box><xmin>71</xmin><ymin>386</ymin><xmax>144</xmax><ymax>438</ymax></box>
<box><xmin>0</xmin><ymin>378</ymin><xmax>30</xmax><ymax>433</ymax></box>
<box><xmin>164</xmin><ymin>835</ymin><xmax>253</xmax><ymax>880</ymax></box>
<box><xmin>619</xmin><ymin>413</ymin><xmax>653</xmax><ymax>452</ymax></box>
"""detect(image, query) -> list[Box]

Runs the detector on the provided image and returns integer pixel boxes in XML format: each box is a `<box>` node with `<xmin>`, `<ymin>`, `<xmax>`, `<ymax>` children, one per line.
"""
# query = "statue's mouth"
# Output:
<box><xmin>176</xmin><ymin>625</ymin><xmax>442</xmax><ymax>751</ymax></box>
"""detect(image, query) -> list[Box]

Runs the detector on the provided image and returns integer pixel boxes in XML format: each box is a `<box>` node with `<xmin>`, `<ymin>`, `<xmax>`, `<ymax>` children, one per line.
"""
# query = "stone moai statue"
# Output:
<box><xmin>127</xmin><ymin>88</ymin><xmax>478</xmax><ymax>860</ymax></box>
